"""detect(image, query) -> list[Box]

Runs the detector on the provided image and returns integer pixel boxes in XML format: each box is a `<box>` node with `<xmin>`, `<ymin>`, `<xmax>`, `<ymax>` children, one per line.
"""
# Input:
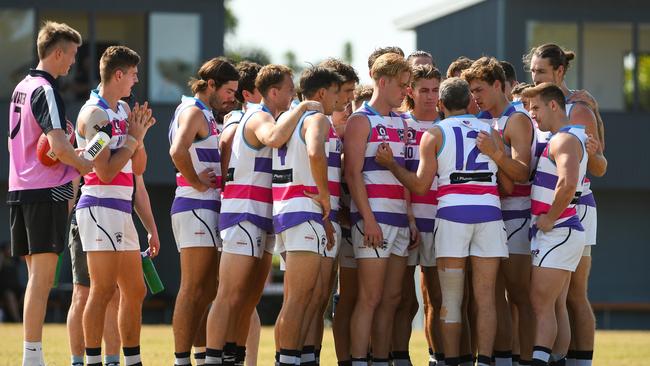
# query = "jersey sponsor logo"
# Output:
<box><xmin>397</xmin><ymin>128</ymin><xmax>405</xmax><ymax>141</ymax></box>
<box><xmin>376</xmin><ymin>124</ymin><xmax>388</xmax><ymax>141</ymax></box>
<box><xmin>450</xmin><ymin>172</ymin><xmax>493</xmax><ymax>184</ymax></box>
<box><xmin>407</xmin><ymin>127</ymin><xmax>417</xmax><ymax>144</ymax></box>
<box><xmin>272</xmin><ymin>168</ymin><xmax>293</xmax><ymax>184</ymax></box>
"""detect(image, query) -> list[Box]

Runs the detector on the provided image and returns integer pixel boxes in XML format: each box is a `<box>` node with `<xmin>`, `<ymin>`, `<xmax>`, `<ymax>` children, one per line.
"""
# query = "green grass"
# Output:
<box><xmin>0</xmin><ymin>324</ymin><xmax>648</xmax><ymax>365</ymax></box>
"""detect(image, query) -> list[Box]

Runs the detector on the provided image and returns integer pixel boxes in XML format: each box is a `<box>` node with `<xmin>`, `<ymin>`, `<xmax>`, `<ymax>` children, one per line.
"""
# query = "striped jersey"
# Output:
<box><xmin>435</xmin><ymin>114</ymin><xmax>502</xmax><ymax>223</ymax></box>
<box><xmin>403</xmin><ymin>112</ymin><xmax>439</xmax><ymax>232</ymax></box>
<box><xmin>350</xmin><ymin>102</ymin><xmax>408</xmax><ymax>227</ymax></box>
<box><xmin>327</xmin><ymin>118</ymin><xmax>343</xmax><ymax>223</ymax></box>
<box><xmin>565</xmin><ymin>100</ymin><xmax>596</xmax><ymax>209</ymax></box>
<box><xmin>77</xmin><ymin>90</ymin><xmax>133</xmax><ymax>213</ymax></box>
<box><xmin>168</xmin><ymin>96</ymin><xmax>221</xmax><ymax>215</ymax></box>
<box><xmin>219</xmin><ymin>103</ymin><xmax>273</xmax><ymax>232</ymax></box>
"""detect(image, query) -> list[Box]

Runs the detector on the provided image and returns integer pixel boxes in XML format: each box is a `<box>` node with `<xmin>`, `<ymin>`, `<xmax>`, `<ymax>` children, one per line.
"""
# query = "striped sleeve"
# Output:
<box><xmin>30</xmin><ymin>84</ymin><xmax>66</xmax><ymax>134</ymax></box>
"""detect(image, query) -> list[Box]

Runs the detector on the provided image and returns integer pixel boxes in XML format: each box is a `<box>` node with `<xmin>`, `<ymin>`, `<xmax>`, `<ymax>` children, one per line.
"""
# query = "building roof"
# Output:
<box><xmin>394</xmin><ymin>0</ymin><xmax>487</xmax><ymax>30</ymax></box>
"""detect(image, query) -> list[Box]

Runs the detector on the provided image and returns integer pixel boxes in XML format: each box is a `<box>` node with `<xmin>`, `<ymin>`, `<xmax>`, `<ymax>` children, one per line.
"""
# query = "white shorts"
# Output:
<box><xmin>339</xmin><ymin>228</ymin><xmax>357</xmax><ymax>269</ymax></box>
<box><xmin>577</xmin><ymin>204</ymin><xmax>597</xmax><ymax>246</ymax></box>
<box><xmin>276</xmin><ymin>220</ymin><xmax>327</xmax><ymax>255</ymax></box>
<box><xmin>221</xmin><ymin>221</ymin><xmax>274</xmax><ymax>259</ymax></box>
<box><xmin>434</xmin><ymin>219</ymin><xmax>508</xmax><ymax>258</ymax></box>
<box><xmin>323</xmin><ymin>222</ymin><xmax>342</xmax><ymax>259</ymax></box>
<box><xmin>531</xmin><ymin>227</ymin><xmax>586</xmax><ymax>271</ymax></box>
<box><xmin>407</xmin><ymin>231</ymin><xmax>436</xmax><ymax>267</ymax></box>
<box><xmin>76</xmin><ymin>206</ymin><xmax>139</xmax><ymax>252</ymax></box>
<box><xmin>351</xmin><ymin>221</ymin><xmax>410</xmax><ymax>259</ymax></box>
<box><xmin>504</xmin><ymin>217</ymin><xmax>531</xmax><ymax>255</ymax></box>
<box><xmin>582</xmin><ymin>245</ymin><xmax>591</xmax><ymax>257</ymax></box>
<box><xmin>172</xmin><ymin>209</ymin><xmax>221</xmax><ymax>251</ymax></box>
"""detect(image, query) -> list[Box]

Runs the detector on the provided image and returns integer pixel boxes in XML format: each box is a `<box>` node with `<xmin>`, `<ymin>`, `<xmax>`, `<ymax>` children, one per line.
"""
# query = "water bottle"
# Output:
<box><xmin>141</xmin><ymin>249</ymin><xmax>164</xmax><ymax>295</ymax></box>
<box><xmin>83</xmin><ymin>130</ymin><xmax>111</xmax><ymax>161</ymax></box>
<box><xmin>52</xmin><ymin>252</ymin><xmax>63</xmax><ymax>289</ymax></box>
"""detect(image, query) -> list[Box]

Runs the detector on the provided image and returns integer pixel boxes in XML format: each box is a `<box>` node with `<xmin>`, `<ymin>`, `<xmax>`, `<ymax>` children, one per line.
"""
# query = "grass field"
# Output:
<box><xmin>0</xmin><ymin>324</ymin><xmax>648</xmax><ymax>365</ymax></box>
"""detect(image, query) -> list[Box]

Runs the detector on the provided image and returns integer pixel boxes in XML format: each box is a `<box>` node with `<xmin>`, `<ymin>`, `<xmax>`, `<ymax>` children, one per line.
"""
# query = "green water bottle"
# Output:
<box><xmin>141</xmin><ymin>249</ymin><xmax>164</xmax><ymax>295</ymax></box>
<box><xmin>52</xmin><ymin>252</ymin><xmax>63</xmax><ymax>289</ymax></box>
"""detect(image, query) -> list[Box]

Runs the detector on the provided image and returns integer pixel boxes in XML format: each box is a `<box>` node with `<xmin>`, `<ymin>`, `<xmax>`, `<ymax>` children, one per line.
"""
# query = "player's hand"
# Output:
<box><xmin>74</xmin><ymin>151</ymin><xmax>94</xmax><ymax>176</ymax></box>
<box><xmin>324</xmin><ymin>218</ymin><xmax>336</xmax><ymax>251</ymax></box>
<box><xmin>147</xmin><ymin>232</ymin><xmax>160</xmax><ymax>258</ymax></box>
<box><xmin>568</xmin><ymin>90</ymin><xmax>598</xmax><ymax>112</ymax></box>
<box><xmin>408</xmin><ymin>220</ymin><xmax>421</xmax><ymax>250</ymax></box>
<box><xmin>363</xmin><ymin>218</ymin><xmax>384</xmax><ymax>249</ymax></box>
<box><xmin>586</xmin><ymin>134</ymin><xmax>600</xmax><ymax>156</ymax></box>
<box><xmin>305</xmin><ymin>189</ymin><xmax>331</xmax><ymax>220</ymax></box>
<box><xmin>300</xmin><ymin>100</ymin><xmax>324</xmax><ymax>114</ymax></box>
<box><xmin>375</xmin><ymin>142</ymin><xmax>396</xmax><ymax>168</ymax></box>
<box><xmin>476</xmin><ymin>130</ymin><xmax>499</xmax><ymax>158</ymax></box>
<box><xmin>535</xmin><ymin>214</ymin><xmax>554</xmax><ymax>233</ymax></box>
<box><xmin>194</xmin><ymin>168</ymin><xmax>218</xmax><ymax>192</ymax></box>
<box><xmin>127</xmin><ymin>102</ymin><xmax>156</xmax><ymax>143</ymax></box>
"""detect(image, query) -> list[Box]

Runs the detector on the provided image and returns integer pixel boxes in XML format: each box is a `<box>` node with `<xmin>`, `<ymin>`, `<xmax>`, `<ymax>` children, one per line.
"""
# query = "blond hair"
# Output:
<box><xmin>37</xmin><ymin>21</ymin><xmax>82</xmax><ymax>59</ymax></box>
<box><xmin>371</xmin><ymin>53</ymin><xmax>410</xmax><ymax>82</ymax></box>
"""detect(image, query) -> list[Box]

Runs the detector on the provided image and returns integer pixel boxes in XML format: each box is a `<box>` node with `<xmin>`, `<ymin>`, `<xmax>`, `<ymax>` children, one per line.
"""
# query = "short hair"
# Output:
<box><xmin>299</xmin><ymin>66</ymin><xmax>344</xmax><ymax>99</ymax></box>
<box><xmin>439</xmin><ymin>77</ymin><xmax>471</xmax><ymax>112</ymax></box>
<box><xmin>99</xmin><ymin>46</ymin><xmax>140</xmax><ymax>83</ymax></box>
<box><xmin>353</xmin><ymin>85</ymin><xmax>373</xmax><ymax>105</ymax></box>
<box><xmin>235</xmin><ymin>61</ymin><xmax>262</xmax><ymax>103</ymax></box>
<box><xmin>319</xmin><ymin>58</ymin><xmax>359</xmax><ymax>84</ymax></box>
<box><xmin>446</xmin><ymin>56</ymin><xmax>474</xmax><ymax>78</ymax></box>
<box><xmin>367</xmin><ymin>46</ymin><xmax>405</xmax><ymax>69</ymax></box>
<box><xmin>461</xmin><ymin>56</ymin><xmax>506</xmax><ymax>92</ymax></box>
<box><xmin>523</xmin><ymin>43</ymin><xmax>576</xmax><ymax>72</ymax></box>
<box><xmin>499</xmin><ymin>60</ymin><xmax>517</xmax><ymax>84</ymax></box>
<box><xmin>371</xmin><ymin>53</ymin><xmax>411</xmax><ymax>82</ymax></box>
<box><xmin>511</xmin><ymin>82</ymin><xmax>533</xmax><ymax>98</ymax></box>
<box><xmin>407</xmin><ymin>50</ymin><xmax>436</xmax><ymax>67</ymax></box>
<box><xmin>37</xmin><ymin>21</ymin><xmax>82</xmax><ymax>59</ymax></box>
<box><xmin>255</xmin><ymin>64</ymin><xmax>293</xmax><ymax>97</ymax></box>
<box><xmin>189</xmin><ymin>57</ymin><xmax>239</xmax><ymax>94</ymax></box>
<box><xmin>521</xmin><ymin>82</ymin><xmax>566</xmax><ymax>110</ymax></box>
<box><xmin>404</xmin><ymin>64</ymin><xmax>442</xmax><ymax>110</ymax></box>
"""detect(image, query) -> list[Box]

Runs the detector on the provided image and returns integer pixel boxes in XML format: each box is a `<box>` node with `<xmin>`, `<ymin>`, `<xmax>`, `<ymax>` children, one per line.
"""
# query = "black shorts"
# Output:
<box><xmin>9</xmin><ymin>201</ymin><xmax>68</xmax><ymax>256</ymax></box>
<box><xmin>68</xmin><ymin>215</ymin><xmax>90</xmax><ymax>287</ymax></box>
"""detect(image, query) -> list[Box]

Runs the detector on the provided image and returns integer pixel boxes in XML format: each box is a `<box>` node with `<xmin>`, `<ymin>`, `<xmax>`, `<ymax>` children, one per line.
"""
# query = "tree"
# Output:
<box><xmin>343</xmin><ymin>41</ymin><xmax>354</xmax><ymax>65</ymax></box>
<box><xmin>226</xmin><ymin>47</ymin><xmax>271</xmax><ymax>66</ymax></box>
<box><xmin>224</xmin><ymin>0</ymin><xmax>238</xmax><ymax>35</ymax></box>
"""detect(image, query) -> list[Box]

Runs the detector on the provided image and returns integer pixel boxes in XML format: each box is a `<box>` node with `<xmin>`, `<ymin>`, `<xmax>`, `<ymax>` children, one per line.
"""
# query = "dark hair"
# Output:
<box><xmin>319</xmin><ymin>58</ymin><xmax>359</xmax><ymax>84</ymax></box>
<box><xmin>521</xmin><ymin>82</ymin><xmax>566</xmax><ymax>110</ymax></box>
<box><xmin>461</xmin><ymin>56</ymin><xmax>506</xmax><ymax>92</ymax></box>
<box><xmin>407</xmin><ymin>50</ymin><xmax>435</xmax><ymax>67</ymax></box>
<box><xmin>189</xmin><ymin>57</ymin><xmax>239</xmax><ymax>94</ymax></box>
<box><xmin>499</xmin><ymin>60</ymin><xmax>517</xmax><ymax>83</ymax></box>
<box><xmin>523</xmin><ymin>43</ymin><xmax>576</xmax><ymax>72</ymax></box>
<box><xmin>367</xmin><ymin>46</ymin><xmax>405</xmax><ymax>69</ymax></box>
<box><xmin>235</xmin><ymin>61</ymin><xmax>262</xmax><ymax>103</ymax></box>
<box><xmin>404</xmin><ymin>64</ymin><xmax>442</xmax><ymax>110</ymax></box>
<box><xmin>439</xmin><ymin>77</ymin><xmax>471</xmax><ymax>112</ymax></box>
<box><xmin>37</xmin><ymin>21</ymin><xmax>82</xmax><ymax>59</ymax></box>
<box><xmin>299</xmin><ymin>66</ymin><xmax>343</xmax><ymax>99</ymax></box>
<box><xmin>255</xmin><ymin>64</ymin><xmax>293</xmax><ymax>97</ymax></box>
<box><xmin>511</xmin><ymin>82</ymin><xmax>533</xmax><ymax>98</ymax></box>
<box><xmin>353</xmin><ymin>85</ymin><xmax>373</xmax><ymax>105</ymax></box>
<box><xmin>99</xmin><ymin>46</ymin><xmax>140</xmax><ymax>82</ymax></box>
<box><xmin>446</xmin><ymin>56</ymin><xmax>474</xmax><ymax>78</ymax></box>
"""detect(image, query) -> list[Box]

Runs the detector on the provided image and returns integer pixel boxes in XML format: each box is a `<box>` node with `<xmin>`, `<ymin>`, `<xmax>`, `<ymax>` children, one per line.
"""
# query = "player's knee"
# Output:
<box><xmin>358</xmin><ymin>289</ymin><xmax>383</xmax><ymax>310</ymax></box>
<box><xmin>439</xmin><ymin>268</ymin><xmax>465</xmax><ymax>323</ymax></box>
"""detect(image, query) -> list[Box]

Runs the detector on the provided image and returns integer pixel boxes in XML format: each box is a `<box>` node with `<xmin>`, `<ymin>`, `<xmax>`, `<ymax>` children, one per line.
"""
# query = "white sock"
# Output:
<box><xmin>23</xmin><ymin>341</ymin><xmax>43</xmax><ymax>366</ymax></box>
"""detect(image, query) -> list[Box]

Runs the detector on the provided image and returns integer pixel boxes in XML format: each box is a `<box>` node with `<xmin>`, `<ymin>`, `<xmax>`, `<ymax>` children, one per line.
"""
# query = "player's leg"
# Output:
<box><xmin>391</xmin><ymin>265</ymin><xmax>418</xmax><ymax>366</ymax></box>
<box><xmin>67</xmin><ymin>284</ymin><xmax>89</xmax><ymax>365</ymax></box>
<box><xmin>502</xmin><ymin>254</ymin><xmax>535</xmax><ymax>364</ymax></box>
<box><xmin>333</xmin><ymin>263</ymin><xmax>358</xmax><ymax>362</ymax></box>
<box><xmin>567</xmin><ymin>254</ymin><xmax>595</xmax><ymax>364</ymax></box>
<box><xmin>422</xmin><ymin>266</ymin><xmax>445</xmax><ymax>365</ymax></box>
<box><xmin>436</xmin><ymin>257</ymin><xmax>468</xmax><ymax>364</ymax></box>
<box><xmin>103</xmin><ymin>289</ymin><xmax>121</xmax><ymax>365</ymax></box>
<box><xmin>493</xmin><ymin>270</ymin><xmax>513</xmax><ymax>365</ymax></box>
<box><xmin>470</xmin><ymin>256</ymin><xmax>501</xmax><ymax>365</ymax></box>
<box><xmin>115</xmin><ymin>250</ymin><xmax>147</xmax><ymax>364</ymax></box>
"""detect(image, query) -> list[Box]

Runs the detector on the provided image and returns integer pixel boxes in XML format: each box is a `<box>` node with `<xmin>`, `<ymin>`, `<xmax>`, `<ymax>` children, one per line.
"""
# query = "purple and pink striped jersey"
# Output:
<box><xmin>530</xmin><ymin>125</ymin><xmax>587</xmax><ymax>237</ymax></box>
<box><xmin>435</xmin><ymin>115</ymin><xmax>502</xmax><ymax>223</ymax></box>
<box><xmin>350</xmin><ymin>102</ymin><xmax>408</xmax><ymax>227</ymax></box>
<box><xmin>327</xmin><ymin>120</ymin><xmax>342</xmax><ymax>223</ymax></box>
<box><xmin>168</xmin><ymin>96</ymin><xmax>222</xmax><ymax>215</ymax></box>
<box><xmin>403</xmin><ymin>112</ymin><xmax>439</xmax><ymax>232</ymax></box>
<box><xmin>272</xmin><ymin>110</ymin><xmax>330</xmax><ymax>233</ymax></box>
<box><xmin>565</xmin><ymin>100</ymin><xmax>596</xmax><ymax>209</ymax></box>
<box><xmin>219</xmin><ymin>103</ymin><xmax>273</xmax><ymax>232</ymax></box>
<box><xmin>76</xmin><ymin>90</ymin><xmax>133</xmax><ymax>213</ymax></box>
<box><xmin>477</xmin><ymin>102</ymin><xmax>537</xmax><ymax>221</ymax></box>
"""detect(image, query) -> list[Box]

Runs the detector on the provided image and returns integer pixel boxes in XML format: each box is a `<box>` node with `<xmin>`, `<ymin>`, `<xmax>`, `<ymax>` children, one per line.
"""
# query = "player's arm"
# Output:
<box><xmin>568</xmin><ymin>90</ymin><xmax>605</xmax><ymax>150</ymax></box>
<box><xmin>134</xmin><ymin>174</ymin><xmax>160</xmax><ymax>257</ymax></box>
<box><xmin>375</xmin><ymin>128</ymin><xmax>439</xmax><ymax>196</ymax></box>
<box><xmin>304</xmin><ymin>114</ymin><xmax>331</xmax><ymax>218</ymax></box>
<box><xmin>218</xmin><ymin>122</ymin><xmax>238</xmax><ymax>190</ymax></box>
<box><xmin>477</xmin><ymin>114</ymin><xmax>531</xmax><ymax>182</ymax></box>
<box><xmin>568</xmin><ymin>104</ymin><xmax>607</xmax><ymax>177</ymax></box>
<box><xmin>169</xmin><ymin>107</ymin><xmax>216</xmax><ymax>192</ymax></box>
<box><xmin>544</xmin><ymin>134</ymin><xmax>581</xmax><ymax>223</ymax></box>
<box><xmin>253</xmin><ymin>101</ymin><xmax>323</xmax><ymax>148</ymax></box>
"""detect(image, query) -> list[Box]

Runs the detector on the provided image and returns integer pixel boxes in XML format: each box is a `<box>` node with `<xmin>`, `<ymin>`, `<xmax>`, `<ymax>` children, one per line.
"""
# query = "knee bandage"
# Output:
<box><xmin>438</xmin><ymin>268</ymin><xmax>465</xmax><ymax>323</ymax></box>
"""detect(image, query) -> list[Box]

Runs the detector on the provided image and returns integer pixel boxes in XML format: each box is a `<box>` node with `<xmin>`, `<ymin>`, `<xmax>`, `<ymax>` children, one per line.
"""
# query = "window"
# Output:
<box><xmin>583</xmin><ymin>22</ymin><xmax>632</xmax><ymax>111</ymax></box>
<box><xmin>149</xmin><ymin>13</ymin><xmax>201</xmax><ymax>103</ymax></box>
<box><xmin>526</xmin><ymin>21</ymin><xmax>579</xmax><ymax>89</ymax></box>
<box><xmin>0</xmin><ymin>9</ymin><xmax>35</xmax><ymax>99</ymax></box>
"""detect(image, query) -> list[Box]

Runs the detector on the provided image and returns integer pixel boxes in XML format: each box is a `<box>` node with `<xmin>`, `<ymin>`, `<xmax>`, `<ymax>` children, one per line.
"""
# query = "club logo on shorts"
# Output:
<box><xmin>321</xmin><ymin>236</ymin><xmax>327</xmax><ymax>248</ymax></box>
<box><xmin>256</xmin><ymin>236</ymin><xmax>262</xmax><ymax>248</ymax></box>
<box><xmin>531</xmin><ymin>249</ymin><xmax>540</xmax><ymax>257</ymax></box>
<box><xmin>115</xmin><ymin>232</ymin><xmax>123</xmax><ymax>244</ymax></box>
<box><xmin>304</xmin><ymin>235</ymin><xmax>315</xmax><ymax>241</ymax></box>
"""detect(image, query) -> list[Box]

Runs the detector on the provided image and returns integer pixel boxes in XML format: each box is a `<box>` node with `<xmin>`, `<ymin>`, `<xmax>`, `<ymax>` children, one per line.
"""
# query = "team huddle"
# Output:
<box><xmin>7</xmin><ymin>21</ymin><xmax>607</xmax><ymax>366</ymax></box>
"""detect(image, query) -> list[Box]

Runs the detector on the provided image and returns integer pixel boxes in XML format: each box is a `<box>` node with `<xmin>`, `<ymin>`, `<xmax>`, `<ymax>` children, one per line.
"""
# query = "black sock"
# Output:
<box><xmin>477</xmin><ymin>354</ymin><xmax>492</xmax><ymax>366</ymax></box>
<box><xmin>301</xmin><ymin>345</ymin><xmax>317</xmax><ymax>365</ymax></box>
<box><xmin>123</xmin><ymin>346</ymin><xmax>142</xmax><ymax>366</ymax></box>
<box><xmin>279</xmin><ymin>348</ymin><xmax>300</xmax><ymax>366</ymax></box>
<box><xmin>234</xmin><ymin>345</ymin><xmax>246</xmax><ymax>366</ymax></box>
<box><xmin>315</xmin><ymin>346</ymin><xmax>321</xmax><ymax>365</ymax></box>
<box><xmin>205</xmin><ymin>348</ymin><xmax>223</xmax><ymax>366</ymax></box>
<box><xmin>445</xmin><ymin>356</ymin><xmax>460</xmax><ymax>366</ymax></box>
<box><xmin>338</xmin><ymin>361</ymin><xmax>353</xmax><ymax>366</ymax></box>
<box><xmin>532</xmin><ymin>345</ymin><xmax>552</xmax><ymax>366</ymax></box>
<box><xmin>222</xmin><ymin>343</ymin><xmax>236</xmax><ymax>366</ymax></box>
<box><xmin>550</xmin><ymin>357</ymin><xmax>566</xmax><ymax>366</ymax></box>
<box><xmin>175</xmin><ymin>351</ymin><xmax>192</xmax><ymax>366</ymax></box>
<box><xmin>371</xmin><ymin>357</ymin><xmax>389</xmax><ymax>366</ymax></box>
<box><xmin>86</xmin><ymin>347</ymin><xmax>102</xmax><ymax>366</ymax></box>
<box><xmin>351</xmin><ymin>357</ymin><xmax>368</xmax><ymax>366</ymax></box>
